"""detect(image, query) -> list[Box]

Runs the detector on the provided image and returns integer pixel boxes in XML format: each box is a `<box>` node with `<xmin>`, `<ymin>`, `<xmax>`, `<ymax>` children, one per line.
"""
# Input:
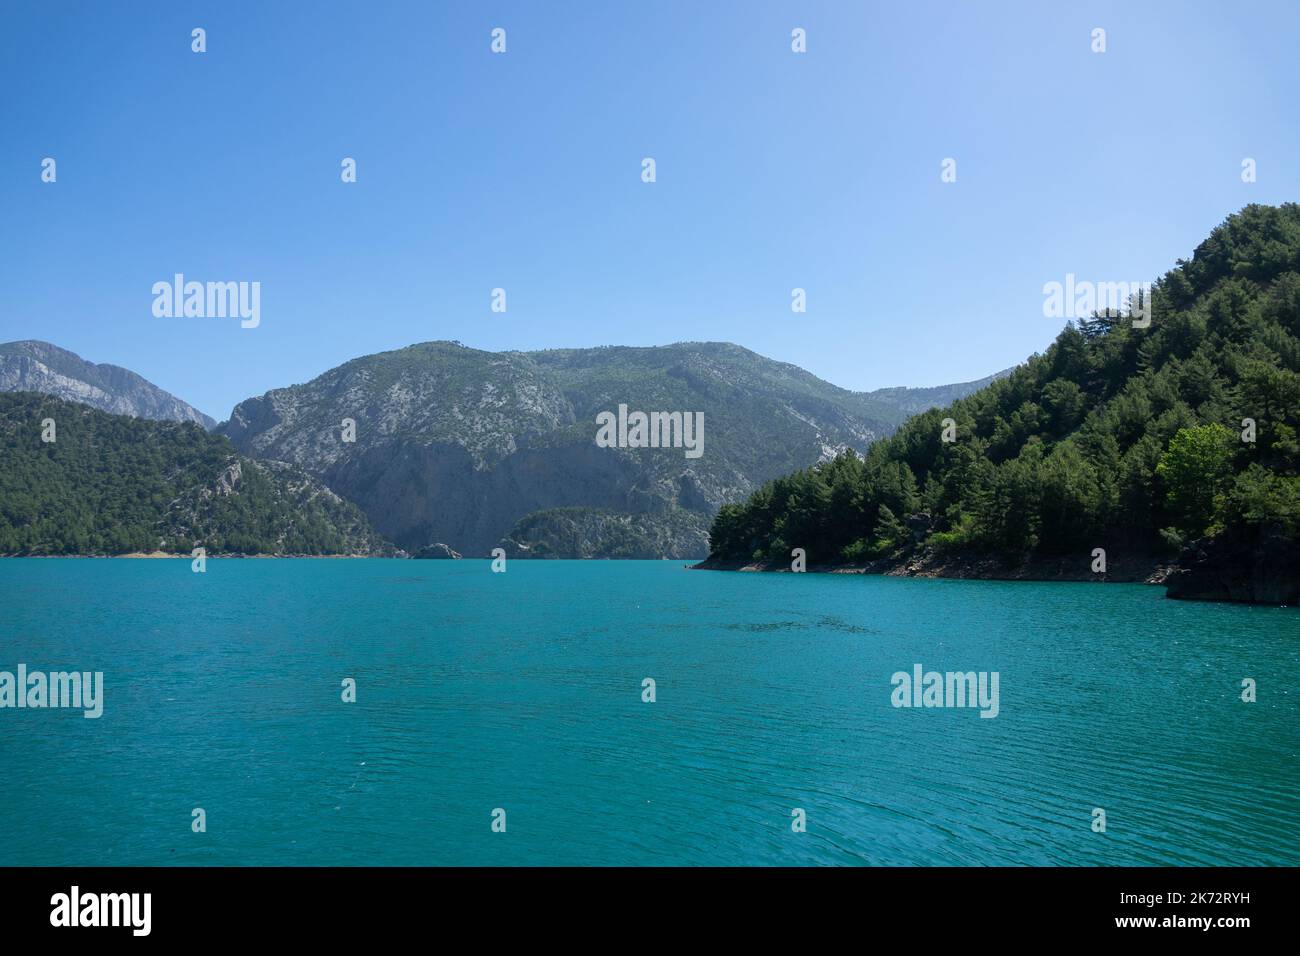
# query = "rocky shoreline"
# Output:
<box><xmin>691</xmin><ymin>550</ymin><xmax>1171</xmax><ymax>583</ymax></box>
<box><xmin>693</xmin><ymin>532</ymin><xmax>1298</xmax><ymax>606</ymax></box>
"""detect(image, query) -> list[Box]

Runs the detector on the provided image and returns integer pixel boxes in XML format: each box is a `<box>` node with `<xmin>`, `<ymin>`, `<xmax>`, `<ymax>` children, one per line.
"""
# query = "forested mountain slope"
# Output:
<box><xmin>0</xmin><ymin>393</ymin><xmax>392</xmax><ymax>556</ymax></box>
<box><xmin>704</xmin><ymin>204</ymin><xmax>1300</xmax><ymax>603</ymax></box>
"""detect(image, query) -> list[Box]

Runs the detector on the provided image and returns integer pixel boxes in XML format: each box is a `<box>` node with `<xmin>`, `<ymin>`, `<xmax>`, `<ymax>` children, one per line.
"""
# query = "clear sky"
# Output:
<box><xmin>2</xmin><ymin>1</ymin><xmax>1298</xmax><ymax>421</ymax></box>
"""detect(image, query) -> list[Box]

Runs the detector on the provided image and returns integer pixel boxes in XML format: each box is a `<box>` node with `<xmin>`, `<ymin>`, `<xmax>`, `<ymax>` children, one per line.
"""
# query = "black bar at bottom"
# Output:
<box><xmin>0</xmin><ymin>866</ymin><xmax>1280</xmax><ymax>941</ymax></box>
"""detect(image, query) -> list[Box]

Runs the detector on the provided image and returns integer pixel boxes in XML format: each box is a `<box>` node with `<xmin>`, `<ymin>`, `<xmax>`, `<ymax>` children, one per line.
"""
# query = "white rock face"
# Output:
<box><xmin>0</xmin><ymin>340</ymin><xmax>215</xmax><ymax>428</ymax></box>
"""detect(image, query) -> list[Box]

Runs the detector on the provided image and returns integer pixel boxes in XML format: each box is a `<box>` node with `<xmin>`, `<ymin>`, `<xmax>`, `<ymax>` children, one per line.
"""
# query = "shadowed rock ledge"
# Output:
<box><xmin>1165</xmin><ymin>524</ymin><xmax>1299</xmax><ymax>604</ymax></box>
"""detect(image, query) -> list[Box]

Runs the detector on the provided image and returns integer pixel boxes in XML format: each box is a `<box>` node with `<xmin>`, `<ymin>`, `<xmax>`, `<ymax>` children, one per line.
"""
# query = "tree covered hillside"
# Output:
<box><xmin>707</xmin><ymin>205</ymin><xmax>1300</xmax><ymax>590</ymax></box>
<box><xmin>0</xmin><ymin>393</ymin><xmax>393</xmax><ymax>555</ymax></box>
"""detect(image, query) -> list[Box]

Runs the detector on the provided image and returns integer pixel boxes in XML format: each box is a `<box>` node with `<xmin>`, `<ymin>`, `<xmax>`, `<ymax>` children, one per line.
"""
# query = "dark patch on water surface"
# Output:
<box><xmin>817</xmin><ymin>615</ymin><xmax>880</xmax><ymax>635</ymax></box>
<box><xmin>724</xmin><ymin>617</ymin><xmax>880</xmax><ymax>636</ymax></box>
<box><xmin>724</xmin><ymin>620</ymin><xmax>811</xmax><ymax>633</ymax></box>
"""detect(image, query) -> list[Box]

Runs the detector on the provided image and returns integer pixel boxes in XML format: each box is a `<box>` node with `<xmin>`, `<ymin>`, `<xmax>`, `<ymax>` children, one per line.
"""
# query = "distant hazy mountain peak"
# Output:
<box><xmin>0</xmin><ymin>339</ymin><xmax>215</xmax><ymax>428</ymax></box>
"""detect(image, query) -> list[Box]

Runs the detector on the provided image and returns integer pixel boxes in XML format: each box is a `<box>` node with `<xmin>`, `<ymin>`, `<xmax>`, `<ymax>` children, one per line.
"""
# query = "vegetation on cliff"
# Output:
<box><xmin>0</xmin><ymin>393</ymin><xmax>393</xmax><ymax>555</ymax></box>
<box><xmin>498</xmin><ymin>506</ymin><xmax>710</xmax><ymax>559</ymax></box>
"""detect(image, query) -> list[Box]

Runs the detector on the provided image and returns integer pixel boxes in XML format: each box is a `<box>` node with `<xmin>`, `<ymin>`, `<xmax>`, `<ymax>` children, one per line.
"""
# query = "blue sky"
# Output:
<box><xmin>2</xmin><ymin>1</ymin><xmax>1298</xmax><ymax>421</ymax></box>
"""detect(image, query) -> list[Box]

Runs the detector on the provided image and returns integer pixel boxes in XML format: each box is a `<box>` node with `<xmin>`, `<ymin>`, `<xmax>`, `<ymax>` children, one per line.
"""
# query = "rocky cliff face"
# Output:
<box><xmin>0</xmin><ymin>340</ymin><xmax>215</xmax><ymax>428</ymax></box>
<box><xmin>220</xmin><ymin>341</ymin><xmax>981</xmax><ymax>557</ymax></box>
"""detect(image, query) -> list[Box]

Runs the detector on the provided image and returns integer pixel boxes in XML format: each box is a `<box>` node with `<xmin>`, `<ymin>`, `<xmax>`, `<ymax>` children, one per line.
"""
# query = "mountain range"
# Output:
<box><xmin>0</xmin><ymin>339</ymin><xmax>1000</xmax><ymax>558</ymax></box>
<box><xmin>3</xmin><ymin>205</ymin><xmax>1294</xmax><ymax>604</ymax></box>
<box><xmin>217</xmin><ymin>342</ymin><xmax>1004</xmax><ymax>556</ymax></box>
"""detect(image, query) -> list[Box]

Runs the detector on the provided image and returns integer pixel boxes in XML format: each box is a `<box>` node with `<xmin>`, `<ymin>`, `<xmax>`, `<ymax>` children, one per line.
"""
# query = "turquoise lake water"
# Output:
<box><xmin>0</xmin><ymin>559</ymin><xmax>1296</xmax><ymax>866</ymax></box>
